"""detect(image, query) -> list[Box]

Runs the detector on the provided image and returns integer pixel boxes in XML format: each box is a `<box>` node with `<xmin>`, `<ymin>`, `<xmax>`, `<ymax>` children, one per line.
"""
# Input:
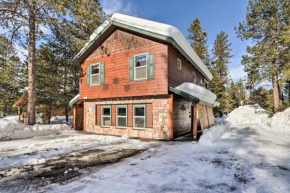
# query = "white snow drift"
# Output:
<box><xmin>0</xmin><ymin>116</ymin><xmax>71</xmax><ymax>140</ymax></box>
<box><xmin>227</xmin><ymin>105</ymin><xmax>290</xmax><ymax>134</ymax></box>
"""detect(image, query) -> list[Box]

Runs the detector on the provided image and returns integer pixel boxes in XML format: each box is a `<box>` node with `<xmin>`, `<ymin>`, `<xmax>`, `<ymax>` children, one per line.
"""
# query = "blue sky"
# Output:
<box><xmin>100</xmin><ymin>0</ymin><xmax>250</xmax><ymax>81</ymax></box>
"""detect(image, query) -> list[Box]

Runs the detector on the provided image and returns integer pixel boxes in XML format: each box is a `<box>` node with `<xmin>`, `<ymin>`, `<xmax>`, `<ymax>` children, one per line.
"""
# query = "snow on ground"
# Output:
<box><xmin>0</xmin><ymin>132</ymin><xmax>133</xmax><ymax>170</ymax></box>
<box><xmin>36</xmin><ymin>106</ymin><xmax>290</xmax><ymax>193</ymax></box>
<box><xmin>40</xmin><ymin>123</ymin><xmax>290</xmax><ymax>193</ymax></box>
<box><xmin>0</xmin><ymin>116</ymin><xmax>72</xmax><ymax>140</ymax></box>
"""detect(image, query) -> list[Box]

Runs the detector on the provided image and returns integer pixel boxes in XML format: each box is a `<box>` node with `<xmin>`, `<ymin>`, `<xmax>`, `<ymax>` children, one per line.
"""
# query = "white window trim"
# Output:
<box><xmin>133</xmin><ymin>105</ymin><xmax>146</xmax><ymax>129</ymax></box>
<box><xmin>101</xmin><ymin>106</ymin><xmax>111</xmax><ymax>127</ymax></box>
<box><xmin>193</xmin><ymin>71</ymin><xmax>196</xmax><ymax>83</ymax></box>
<box><xmin>134</xmin><ymin>53</ymin><xmax>148</xmax><ymax>81</ymax></box>
<box><xmin>116</xmin><ymin>105</ymin><xmax>127</xmax><ymax>128</ymax></box>
<box><xmin>177</xmin><ymin>58</ymin><xmax>182</xmax><ymax>70</ymax></box>
<box><xmin>91</xmin><ymin>63</ymin><xmax>101</xmax><ymax>86</ymax></box>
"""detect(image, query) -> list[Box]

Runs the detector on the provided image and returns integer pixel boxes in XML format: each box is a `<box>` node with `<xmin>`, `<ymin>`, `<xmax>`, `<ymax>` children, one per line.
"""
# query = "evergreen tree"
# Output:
<box><xmin>0</xmin><ymin>0</ymin><xmax>105</xmax><ymax>124</ymax></box>
<box><xmin>187</xmin><ymin>18</ymin><xmax>210</xmax><ymax>67</ymax></box>
<box><xmin>208</xmin><ymin>31</ymin><xmax>233</xmax><ymax>115</ymax></box>
<box><xmin>236</xmin><ymin>0</ymin><xmax>290</xmax><ymax>113</ymax></box>
<box><xmin>0</xmin><ymin>35</ymin><xmax>23</xmax><ymax>115</ymax></box>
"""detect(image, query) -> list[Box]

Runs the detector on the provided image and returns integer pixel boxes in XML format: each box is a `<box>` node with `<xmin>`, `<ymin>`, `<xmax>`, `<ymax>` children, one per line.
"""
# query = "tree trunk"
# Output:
<box><xmin>65</xmin><ymin>107</ymin><xmax>68</xmax><ymax>122</ymax></box>
<box><xmin>27</xmin><ymin>3</ymin><xmax>36</xmax><ymax>125</ymax></box>
<box><xmin>272</xmin><ymin>70</ymin><xmax>280</xmax><ymax>113</ymax></box>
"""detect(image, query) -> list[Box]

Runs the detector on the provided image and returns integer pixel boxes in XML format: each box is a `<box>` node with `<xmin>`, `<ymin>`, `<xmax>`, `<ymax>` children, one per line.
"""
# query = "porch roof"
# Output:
<box><xmin>69</xmin><ymin>94</ymin><xmax>80</xmax><ymax>108</ymax></box>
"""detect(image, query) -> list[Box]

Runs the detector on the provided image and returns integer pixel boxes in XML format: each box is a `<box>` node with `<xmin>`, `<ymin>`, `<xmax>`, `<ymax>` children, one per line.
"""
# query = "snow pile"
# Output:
<box><xmin>0</xmin><ymin>116</ymin><xmax>72</xmax><ymax>140</ymax></box>
<box><xmin>267</xmin><ymin>108</ymin><xmax>290</xmax><ymax>134</ymax></box>
<box><xmin>199</xmin><ymin>118</ymin><xmax>230</xmax><ymax>146</ymax></box>
<box><xmin>227</xmin><ymin>104</ymin><xmax>269</xmax><ymax>125</ymax></box>
<box><xmin>175</xmin><ymin>82</ymin><xmax>217</xmax><ymax>104</ymax></box>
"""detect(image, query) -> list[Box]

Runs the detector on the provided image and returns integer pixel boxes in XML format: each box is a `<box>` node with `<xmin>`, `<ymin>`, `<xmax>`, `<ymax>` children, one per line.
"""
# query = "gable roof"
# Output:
<box><xmin>73</xmin><ymin>13</ymin><xmax>213</xmax><ymax>81</ymax></box>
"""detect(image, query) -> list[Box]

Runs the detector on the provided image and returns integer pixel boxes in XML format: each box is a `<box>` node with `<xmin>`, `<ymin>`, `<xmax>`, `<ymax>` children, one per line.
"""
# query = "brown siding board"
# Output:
<box><xmin>128</xmin><ymin>104</ymin><xmax>133</xmax><ymax>126</ymax></box>
<box><xmin>97</xmin><ymin>105</ymin><xmax>101</xmax><ymax>125</ymax></box>
<box><xmin>112</xmin><ymin>105</ymin><xmax>116</xmax><ymax>126</ymax></box>
<box><xmin>146</xmin><ymin>103</ymin><xmax>153</xmax><ymax>127</ymax></box>
<box><xmin>168</xmin><ymin>47</ymin><xmax>204</xmax><ymax>88</ymax></box>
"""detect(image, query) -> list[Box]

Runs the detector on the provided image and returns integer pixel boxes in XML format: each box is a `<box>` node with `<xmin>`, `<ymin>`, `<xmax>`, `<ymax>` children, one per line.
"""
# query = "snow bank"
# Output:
<box><xmin>267</xmin><ymin>108</ymin><xmax>290</xmax><ymax>134</ymax></box>
<box><xmin>0</xmin><ymin>116</ymin><xmax>72</xmax><ymax>140</ymax></box>
<box><xmin>199</xmin><ymin>118</ymin><xmax>230</xmax><ymax>146</ymax></box>
<box><xmin>227</xmin><ymin>104</ymin><xmax>269</xmax><ymax>125</ymax></box>
<box><xmin>227</xmin><ymin>105</ymin><xmax>290</xmax><ymax>134</ymax></box>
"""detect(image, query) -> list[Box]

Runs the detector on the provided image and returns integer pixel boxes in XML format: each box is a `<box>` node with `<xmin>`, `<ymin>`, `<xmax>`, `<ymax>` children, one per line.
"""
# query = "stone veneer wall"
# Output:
<box><xmin>84</xmin><ymin>95</ymin><xmax>171</xmax><ymax>140</ymax></box>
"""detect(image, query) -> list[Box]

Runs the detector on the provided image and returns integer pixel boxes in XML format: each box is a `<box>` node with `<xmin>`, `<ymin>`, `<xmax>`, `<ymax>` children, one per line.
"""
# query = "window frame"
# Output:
<box><xmin>116</xmin><ymin>105</ymin><xmax>127</xmax><ymax>129</ymax></box>
<box><xmin>90</xmin><ymin>63</ymin><xmax>101</xmax><ymax>86</ymax></box>
<box><xmin>192</xmin><ymin>71</ymin><xmax>196</xmax><ymax>83</ymax></box>
<box><xmin>177</xmin><ymin>58</ymin><xmax>182</xmax><ymax>70</ymax></box>
<box><xmin>133</xmin><ymin>104</ymin><xmax>146</xmax><ymax>130</ymax></box>
<box><xmin>101</xmin><ymin>105</ymin><xmax>111</xmax><ymax>127</ymax></box>
<box><xmin>134</xmin><ymin>53</ymin><xmax>148</xmax><ymax>81</ymax></box>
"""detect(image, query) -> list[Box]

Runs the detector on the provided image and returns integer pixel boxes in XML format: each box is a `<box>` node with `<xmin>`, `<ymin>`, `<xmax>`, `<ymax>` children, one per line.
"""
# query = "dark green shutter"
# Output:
<box><xmin>148</xmin><ymin>52</ymin><xmax>154</xmax><ymax>79</ymax></box>
<box><xmin>86</xmin><ymin>66</ymin><xmax>90</xmax><ymax>86</ymax></box>
<box><xmin>129</xmin><ymin>56</ymin><xmax>134</xmax><ymax>81</ymax></box>
<box><xmin>100</xmin><ymin>62</ymin><xmax>104</xmax><ymax>84</ymax></box>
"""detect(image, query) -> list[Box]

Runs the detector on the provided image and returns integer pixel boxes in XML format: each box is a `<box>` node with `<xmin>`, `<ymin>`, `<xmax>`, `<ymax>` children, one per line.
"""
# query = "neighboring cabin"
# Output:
<box><xmin>69</xmin><ymin>13</ymin><xmax>218</xmax><ymax>140</ymax></box>
<box><xmin>13</xmin><ymin>91</ymin><xmax>72</xmax><ymax>123</ymax></box>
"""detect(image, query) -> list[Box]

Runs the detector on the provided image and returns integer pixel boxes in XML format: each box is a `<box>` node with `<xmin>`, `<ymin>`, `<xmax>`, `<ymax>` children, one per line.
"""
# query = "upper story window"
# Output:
<box><xmin>91</xmin><ymin>64</ymin><xmax>100</xmax><ymax>86</ymax></box>
<box><xmin>129</xmin><ymin>52</ymin><xmax>154</xmax><ymax>81</ymax></box>
<box><xmin>193</xmin><ymin>71</ymin><xmax>196</xmax><ymax>83</ymax></box>
<box><xmin>86</xmin><ymin>62</ymin><xmax>104</xmax><ymax>87</ymax></box>
<box><xmin>200</xmin><ymin>78</ymin><xmax>203</xmax><ymax>86</ymax></box>
<box><xmin>177</xmin><ymin>58</ymin><xmax>182</xmax><ymax>70</ymax></box>
<box><xmin>134</xmin><ymin>54</ymin><xmax>147</xmax><ymax>80</ymax></box>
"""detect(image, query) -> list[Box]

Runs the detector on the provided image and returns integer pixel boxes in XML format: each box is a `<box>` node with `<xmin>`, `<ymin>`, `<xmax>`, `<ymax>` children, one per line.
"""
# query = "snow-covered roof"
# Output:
<box><xmin>73</xmin><ymin>13</ymin><xmax>213</xmax><ymax>81</ymax></box>
<box><xmin>175</xmin><ymin>82</ymin><xmax>217</xmax><ymax>105</ymax></box>
<box><xmin>69</xmin><ymin>94</ymin><xmax>80</xmax><ymax>107</ymax></box>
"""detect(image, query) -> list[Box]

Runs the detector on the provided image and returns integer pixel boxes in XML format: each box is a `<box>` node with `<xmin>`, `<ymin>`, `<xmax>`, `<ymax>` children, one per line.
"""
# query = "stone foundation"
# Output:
<box><xmin>84</xmin><ymin>95</ymin><xmax>171</xmax><ymax>140</ymax></box>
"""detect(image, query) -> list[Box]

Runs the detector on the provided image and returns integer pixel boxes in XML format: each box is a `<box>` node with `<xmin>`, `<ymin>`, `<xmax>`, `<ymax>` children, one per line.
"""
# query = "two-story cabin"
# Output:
<box><xmin>69</xmin><ymin>13</ymin><xmax>218</xmax><ymax>140</ymax></box>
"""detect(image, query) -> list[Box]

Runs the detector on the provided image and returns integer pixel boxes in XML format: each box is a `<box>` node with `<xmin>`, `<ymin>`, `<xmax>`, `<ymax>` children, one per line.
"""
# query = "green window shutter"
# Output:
<box><xmin>148</xmin><ymin>52</ymin><xmax>154</xmax><ymax>79</ymax></box>
<box><xmin>86</xmin><ymin>66</ymin><xmax>90</xmax><ymax>86</ymax></box>
<box><xmin>100</xmin><ymin>62</ymin><xmax>105</xmax><ymax>84</ymax></box>
<box><xmin>129</xmin><ymin>56</ymin><xmax>134</xmax><ymax>81</ymax></box>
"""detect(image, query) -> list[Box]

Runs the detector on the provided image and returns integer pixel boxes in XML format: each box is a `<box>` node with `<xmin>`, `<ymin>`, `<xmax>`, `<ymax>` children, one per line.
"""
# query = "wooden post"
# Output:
<box><xmin>18</xmin><ymin>107</ymin><xmax>21</xmax><ymax>122</ymax></box>
<box><xmin>83</xmin><ymin>100</ymin><xmax>86</xmax><ymax>132</ymax></box>
<box><xmin>193</xmin><ymin>103</ymin><xmax>198</xmax><ymax>141</ymax></box>
<box><xmin>168</xmin><ymin>94</ymin><xmax>174</xmax><ymax>140</ymax></box>
<box><xmin>73</xmin><ymin>105</ymin><xmax>77</xmax><ymax>130</ymax></box>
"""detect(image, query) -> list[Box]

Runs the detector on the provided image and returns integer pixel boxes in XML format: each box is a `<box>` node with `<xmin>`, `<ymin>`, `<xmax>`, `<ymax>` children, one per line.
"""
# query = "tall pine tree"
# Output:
<box><xmin>187</xmin><ymin>18</ymin><xmax>210</xmax><ymax>67</ymax></box>
<box><xmin>236</xmin><ymin>0</ymin><xmax>290</xmax><ymax>113</ymax></box>
<box><xmin>208</xmin><ymin>31</ymin><xmax>233</xmax><ymax>115</ymax></box>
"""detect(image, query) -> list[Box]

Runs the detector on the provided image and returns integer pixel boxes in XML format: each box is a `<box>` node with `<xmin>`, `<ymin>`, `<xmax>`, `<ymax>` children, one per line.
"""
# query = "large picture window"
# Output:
<box><xmin>91</xmin><ymin>64</ymin><xmax>100</xmax><ymax>86</ymax></box>
<box><xmin>101</xmin><ymin>106</ymin><xmax>111</xmax><ymax>127</ymax></box>
<box><xmin>134</xmin><ymin>53</ymin><xmax>147</xmax><ymax>80</ymax></box>
<box><xmin>133</xmin><ymin>105</ymin><xmax>146</xmax><ymax>129</ymax></box>
<box><xmin>116</xmin><ymin>105</ymin><xmax>127</xmax><ymax>128</ymax></box>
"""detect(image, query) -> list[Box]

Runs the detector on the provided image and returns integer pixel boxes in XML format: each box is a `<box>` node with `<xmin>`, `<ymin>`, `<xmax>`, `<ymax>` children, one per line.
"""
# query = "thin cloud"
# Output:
<box><xmin>229</xmin><ymin>65</ymin><xmax>247</xmax><ymax>81</ymax></box>
<box><xmin>102</xmin><ymin>0</ymin><xmax>137</xmax><ymax>16</ymax></box>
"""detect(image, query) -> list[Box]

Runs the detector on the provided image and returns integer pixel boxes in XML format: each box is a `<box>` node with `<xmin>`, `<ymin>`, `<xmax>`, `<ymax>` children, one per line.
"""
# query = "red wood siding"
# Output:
<box><xmin>128</xmin><ymin>104</ymin><xmax>133</xmax><ymax>126</ymax></box>
<box><xmin>97</xmin><ymin>105</ymin><xmax>101</xmax><ymax>125</ymax></box>
<box><xmin>168</xmin><ymin>47</ymin><xmax>204</xmax><ymax>88</ymax></box>
<box><xmin>80</xmin><ymin>29</ymin><xmax>168</xmax><ymax>99</ymax></box>
<box><xmin>112</xmin><ymin>105</ymin><xmax>116</xmax><ymax>126</ymax></box>
<box><xmin>146</xmin><ymin>103</ymin><xmax>153</xmax><ymax>127</ymax></box>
